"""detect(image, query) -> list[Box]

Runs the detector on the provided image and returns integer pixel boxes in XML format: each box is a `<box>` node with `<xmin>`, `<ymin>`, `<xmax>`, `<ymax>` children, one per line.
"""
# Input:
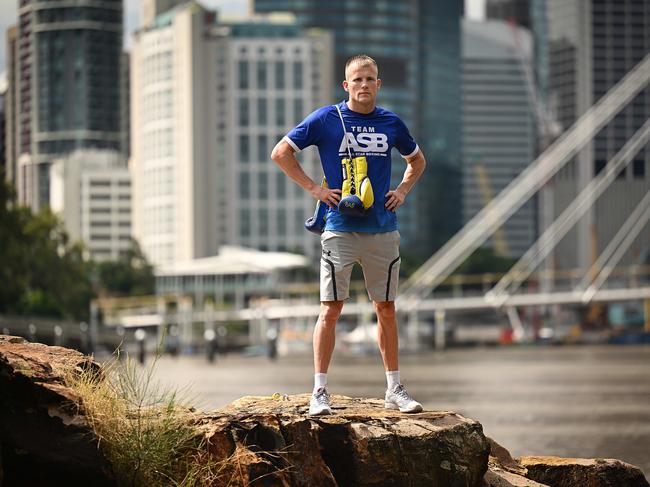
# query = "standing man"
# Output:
<box><xmin>271</xmin><ymin>55</ymin><xmax>427</xmax><ymax>415</ymax></box>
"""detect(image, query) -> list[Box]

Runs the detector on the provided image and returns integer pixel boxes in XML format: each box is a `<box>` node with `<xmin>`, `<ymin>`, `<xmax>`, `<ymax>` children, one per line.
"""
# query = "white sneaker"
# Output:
<box><xmin>309</xmin><ymin>387</ymin><xmax>332</xmax><ymax>416</ymax></box>
<box><xmin>384</xmin><ymin>384</ymin><xmax>423</xmax><ymax>413</ymax></box>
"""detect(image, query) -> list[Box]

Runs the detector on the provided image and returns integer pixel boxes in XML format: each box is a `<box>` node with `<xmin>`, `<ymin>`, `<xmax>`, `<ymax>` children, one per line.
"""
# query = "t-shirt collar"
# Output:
<box><xmin>340</xmin><ymin>100</ymin><xmax>377</xmax><ymax>117</ymax></box>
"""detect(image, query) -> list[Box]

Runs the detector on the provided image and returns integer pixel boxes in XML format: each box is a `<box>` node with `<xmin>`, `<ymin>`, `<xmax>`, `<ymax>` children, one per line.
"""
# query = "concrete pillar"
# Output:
<box><xmin>407</xmin><ymin>309</ymin><xmax>419</xmax><ymax>351</ymax></box>
<box><xmin>435</xmin><ymin>309</ymin><xmax>446</xmax><ymax>351</ymax></box>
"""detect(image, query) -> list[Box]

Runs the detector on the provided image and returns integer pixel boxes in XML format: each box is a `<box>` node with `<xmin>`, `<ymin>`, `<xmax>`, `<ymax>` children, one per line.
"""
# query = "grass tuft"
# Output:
<box><xmin>66</xmin><ymin>351</ymin><xmax>295</xmax><ymax>486</ymax></box>
<box><xmin>67</xmin><ymin>353</ymin><xmax>214</xmax><ymax>486</ymax></box>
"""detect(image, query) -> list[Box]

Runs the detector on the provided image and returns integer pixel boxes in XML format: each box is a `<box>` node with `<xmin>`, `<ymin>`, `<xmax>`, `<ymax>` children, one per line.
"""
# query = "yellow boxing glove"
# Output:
<box><xmin>339</xmin><ymin>156</ymin><xmax>374</xmax><ymax>216</ymax></box>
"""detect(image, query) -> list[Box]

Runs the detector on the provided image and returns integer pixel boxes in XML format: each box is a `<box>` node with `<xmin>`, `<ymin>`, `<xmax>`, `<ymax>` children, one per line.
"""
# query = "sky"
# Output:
<box><xmin>0</xmin><ymin>0</ymin><xmax>486</xmax><ymax>88</ymax></box>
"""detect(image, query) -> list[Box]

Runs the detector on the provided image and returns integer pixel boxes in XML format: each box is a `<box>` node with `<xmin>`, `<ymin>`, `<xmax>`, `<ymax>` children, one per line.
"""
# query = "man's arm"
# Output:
<box><xmin>271</xmin><ymin>140</ymin><xmax>342</xmax><ymax>208</ymax></box>
<box><xmin>384</xmin><ymin>148</ymin><xmax>427</xmax><ymax>211</ymax></box>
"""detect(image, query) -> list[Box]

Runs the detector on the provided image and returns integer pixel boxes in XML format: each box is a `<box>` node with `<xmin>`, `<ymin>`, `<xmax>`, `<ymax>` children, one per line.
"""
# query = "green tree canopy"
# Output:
<box><xmin>0</xmin><ymin>180</ymin><xmax>92</xmax><ymax>320</ymax></box>
<box><xmin>1</xmin><ymin>178</ymin><xmax>155</xmax><ymax>320</ymax></box>
<box><xmin>93</xmin><ymin>240</ymin><xmax>155</xmax><ymax>297</ymax></box>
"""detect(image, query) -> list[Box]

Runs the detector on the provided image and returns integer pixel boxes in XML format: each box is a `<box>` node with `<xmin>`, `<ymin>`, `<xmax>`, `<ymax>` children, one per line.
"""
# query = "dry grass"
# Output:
<box><xmin>67</xmin><ymin>354</ymin><xmax>215</xmax><ymax>486</ymax></box>
<box><xmin>66</xmin><ymin>353</ymin><xmax>295</xmax><ymax>486</ymax></box>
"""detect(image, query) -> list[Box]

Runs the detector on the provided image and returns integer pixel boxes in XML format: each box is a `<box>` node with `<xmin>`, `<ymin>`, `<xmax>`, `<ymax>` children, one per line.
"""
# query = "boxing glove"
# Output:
<box><xmin>338</xmin><ymin>156</ymin><xmax>374</xmax><ymax>217</ymax></box>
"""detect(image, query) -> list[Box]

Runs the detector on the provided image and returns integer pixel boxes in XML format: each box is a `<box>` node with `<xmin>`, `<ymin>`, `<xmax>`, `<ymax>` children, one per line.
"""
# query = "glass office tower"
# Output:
<box><xmin>253</xmin><ymin>0</ymin><xmax>464</xmax><ymax>261</ymax></box>
<box><xmin>11</xmin><ymin>0</ymin><xmax>123</xmax><ymax>208</ymax></box>
<box><xmin>540</xmin><ymin>0</ymin><xmax>650</xmax><ymax>270</ymax></box>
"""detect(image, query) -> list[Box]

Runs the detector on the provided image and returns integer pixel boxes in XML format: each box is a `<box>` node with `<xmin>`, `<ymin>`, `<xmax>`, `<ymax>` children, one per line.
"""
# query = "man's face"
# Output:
<box><xmin>343</xmin><ymin>63</ymin><xmax>381</xmax><ymax>107</ymax></box>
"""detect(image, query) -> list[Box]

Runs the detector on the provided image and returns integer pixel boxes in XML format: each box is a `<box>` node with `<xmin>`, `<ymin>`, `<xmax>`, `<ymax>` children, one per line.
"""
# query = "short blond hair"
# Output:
<box><xmin>344</xmin><ymin>54</ymin><xmax>378</xmax><ymax>77</ymax></box>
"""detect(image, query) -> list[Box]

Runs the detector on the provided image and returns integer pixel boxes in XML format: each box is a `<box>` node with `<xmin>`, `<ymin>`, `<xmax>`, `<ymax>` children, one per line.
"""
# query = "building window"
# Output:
<box><xmin>275</xmin><ymin>98</ymin><xmax>285</xmax><ymax>126</ymax></box>
<box><xmin>277</xmin><ymin>208</ymin><xmax>286</xmax><ymax>235</ymax></box>
<box><xmin>239</xmin><ymin>173</ymin><xmax>250</xmax><ymax>198</ymax></box>
<box><xmin>257</xmin><ymin>98</ymin><xmax>267</xmax><ymax>125</ymax></box>
<box><xmin>238</xmin><ymin>61</ymin><xmax>249</xmax><ymax>89</ymax></box>
<box><xmin>275</xmin><ymin>61</ymin><xmax>285</xmax><ymax>89</ymax></box>
<box><xmin>258</xmin><ymin>134</ymin><xmax>268</xmax><ymax>162</ymax></box>
<box><xmin>91</xmin><ymin>181</ymin><xmax>111</xmax><ymax>187</ymax></box>
<box><xmin>240</xmin><ymin>208</ymin><xmax>250</xmax><ymax>237</ymax></box>
<box><xmin>276</xmin><ymin>172</ymin><xmax>286</xmax><ymax>199</ymax></box>
<box><xmin>293</xmin><ymin>61</ymin><xmax>303</xmax><ymax>89</ymax></box>
<box><xmin>257</xmin><ymin>61</ymin><xmax>267</xmax><ymax>89</ymax></box>
<box><xmin>260</xmin><ymin>208</ymin><xmax>269</xmax><ymax>237</ymax></box>
<box><xmin>259</xmin><ymin>172</ymin><xmax>268</xmax><ymax>200</ymax></box>
<box><xmin>293</xmin><ymin>98</ymin><xmax>303</xmax><ymax>123</ymax></box>
<box><xmin>239</xmin><ymin>134</ymin><xmax>250</xmax><ymax>162</ymax></box>
<box><xmin>239</xmin><ymin>98</ymin><xmax>249</xmax><ymax>126</ymax></box>
<box><xmin>632</xmin><ymin>159</ymin><xmax>645</xmax><ymax>179</ymax></box>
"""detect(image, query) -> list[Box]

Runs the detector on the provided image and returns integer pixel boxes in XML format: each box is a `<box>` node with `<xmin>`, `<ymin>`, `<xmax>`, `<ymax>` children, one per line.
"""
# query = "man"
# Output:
<box><xmin>271</xmin><ymin>55</ymin><xmax>427</xmax><ymax>415</ymax></box>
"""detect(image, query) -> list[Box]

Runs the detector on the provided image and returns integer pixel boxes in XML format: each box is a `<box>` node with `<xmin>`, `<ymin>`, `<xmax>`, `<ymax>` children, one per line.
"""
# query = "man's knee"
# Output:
<box><xmin>319</xmin><ymin>301</ymin><xmax>344</xmax><ymax>327</ymax></box>
<box><xmin>374</xmin><ymin>301</ymin><xmax>396</xmax><ymax>320</ymax></box>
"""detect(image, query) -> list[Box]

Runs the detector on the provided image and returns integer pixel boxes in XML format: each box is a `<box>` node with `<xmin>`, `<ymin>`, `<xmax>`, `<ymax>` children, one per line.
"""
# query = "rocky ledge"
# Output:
<box><xmin>1</xmin><ymin>335</ymin><xmax>648</xmax><ymax>487</ymax></box>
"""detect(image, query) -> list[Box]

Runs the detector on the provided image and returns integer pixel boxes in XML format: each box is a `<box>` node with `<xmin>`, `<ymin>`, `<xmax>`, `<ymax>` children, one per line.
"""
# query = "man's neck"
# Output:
<box><xmin>346</xmin><ymin>99</ymin><xmax>375</xmax><ymax>114</ymax></box>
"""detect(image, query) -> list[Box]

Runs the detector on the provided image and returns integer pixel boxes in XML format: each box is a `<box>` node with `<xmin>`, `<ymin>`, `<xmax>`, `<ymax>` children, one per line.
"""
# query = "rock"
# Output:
<box><xmin>3</xmin><ymin>336</ymin><xmax>649</xmax><ymax>487</ymax></box>
<box><xmin>519</xmin><ymin>456</ymin><xmax>650</xmax><ymax>487</ymax></box>
<box><xmin>201</xmin><ymin>394</ymin><xmax>491</xmax><ymax>486</ymax></box>
<box><xmin>0</xmin><ymin>335</ymin><xmax>113</xmax><ymax>486</ymax></box>
<box><xmin>482</xmin><ymin>437</ymin><xmax>549</xmax><ymax>486</ymax></box>
<box><xmin>483</xmin><ymin>467</ymin><xmax>550</xmax><ymax>486</ymax></box>
<box><xmin>488</xmin><ymin>436</ymin><xmax>528</xmax><ymax>476</ymax></box>
<box><xmin>0</xmin><ymin>336</ymin><xmax>491</xmax><ymax>486</ymax></box>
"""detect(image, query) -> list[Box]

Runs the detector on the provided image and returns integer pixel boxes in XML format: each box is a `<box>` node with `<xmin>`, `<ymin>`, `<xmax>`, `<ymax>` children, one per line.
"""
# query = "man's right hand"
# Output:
<box><xmin>312</xmin><ymin>186</ymin><xmax>342</xmax><ymax>209</ymax></box>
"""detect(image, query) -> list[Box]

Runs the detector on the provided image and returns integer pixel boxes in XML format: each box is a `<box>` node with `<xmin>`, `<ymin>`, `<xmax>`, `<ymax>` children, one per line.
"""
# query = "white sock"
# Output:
<box><xmin>313</xmin><ymin>373</ymin><xmax>328</xmax><ymax>394</ymax></box>
<box><xmin>386</xmin><ymin>370</ymin><xmax>400</xmax><ymax>390</ymax></box>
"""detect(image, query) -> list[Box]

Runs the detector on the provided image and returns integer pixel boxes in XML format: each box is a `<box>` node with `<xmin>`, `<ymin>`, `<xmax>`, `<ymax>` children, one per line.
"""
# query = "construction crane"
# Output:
<box><xmin>473</xmin><ymin>163</ymin><xmax>510</xmax><ymax>256</ymax></box>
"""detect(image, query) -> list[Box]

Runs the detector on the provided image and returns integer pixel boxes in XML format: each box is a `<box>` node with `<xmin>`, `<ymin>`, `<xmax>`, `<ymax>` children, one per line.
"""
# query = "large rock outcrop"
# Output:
<box><xmin>520</xmin><ymin>456</ymin><xmax>649</xmax><ymax>487</ymax></box>
<box><xmin>0</xmin><ymin>335</ymin><xmax>113</xmax><ymax>486</ymax></box>
<box><xmin>202</xmin><ymin>395</ymin><xmax>490</xmax><ymax>486</ymax></box>
<box><xmin>1</xmin><ymin>335</ymin><xmax>648</xmax><ymax>487</ymax></box>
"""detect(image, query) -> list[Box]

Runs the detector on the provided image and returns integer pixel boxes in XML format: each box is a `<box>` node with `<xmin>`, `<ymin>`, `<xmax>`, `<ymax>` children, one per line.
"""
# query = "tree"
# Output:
<box><xmin>455</xmin><ymin>247</ymin><xmax>517</xmax><ymax>275</ymax></box>
<box><xmin>94</xmin><ymin>240</ymin><xmax>155</xmax><ymax>297</ymax></box>
<box><xmin>0</xmin><ymin>179</ymin><xmax>93</xmax><ymax>320</ymax></box>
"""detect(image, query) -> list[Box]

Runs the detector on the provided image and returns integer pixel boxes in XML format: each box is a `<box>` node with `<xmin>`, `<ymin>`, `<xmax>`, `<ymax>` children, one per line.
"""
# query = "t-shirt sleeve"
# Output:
<box><xmin>284</xmin><ymin>108</ymin><xmax>324</xmax><ymax>152</ymax></box>
<box><xmin>394</xmin><ymin>118</ymin><xmax>419</xmax><ymax>158</ymax></box>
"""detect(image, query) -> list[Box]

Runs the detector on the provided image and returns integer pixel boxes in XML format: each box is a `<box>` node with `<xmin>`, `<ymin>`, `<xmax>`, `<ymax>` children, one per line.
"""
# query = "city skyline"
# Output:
<box><xmin>1</xmin><ymin>0</ymin><xmax>486</xmax><ymax>81</ymax></box>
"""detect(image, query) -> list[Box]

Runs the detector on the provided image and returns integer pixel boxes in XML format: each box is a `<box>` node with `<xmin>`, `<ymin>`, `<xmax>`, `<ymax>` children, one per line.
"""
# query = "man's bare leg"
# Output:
<box><xmin>375</xmin><ymin>300</ymin><xmax>422</xmax><ymax>412</ymax></box>
<box><xmin>374</xmin><ymin>300</ymin><xmax>398</xmax><ymax>371</ymax></box>
<box><xmin>313</xmin><ymin>300</ymin><xmax>344</xmax><ymax>373</ymax></box>
<box><xmin>309</xmin><ymin>300</ymin><xmax>344</xmax><ymax>416</ymax></box>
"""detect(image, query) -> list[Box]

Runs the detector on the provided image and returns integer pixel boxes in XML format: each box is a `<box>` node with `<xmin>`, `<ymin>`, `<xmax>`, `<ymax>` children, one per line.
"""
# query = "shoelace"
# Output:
<box><xmin>314</xmin><ymin>388</ymin><xmax>330</xmax><ymax>405</ymax></box>
<box><xmin>393</xmin><ymin>385</ymin><xmax>412</xmax><ymax>401</ymax></box>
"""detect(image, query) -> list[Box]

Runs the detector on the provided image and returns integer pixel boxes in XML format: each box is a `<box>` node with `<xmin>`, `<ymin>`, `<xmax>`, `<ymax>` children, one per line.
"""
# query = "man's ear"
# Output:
<box><xmin>377</xmin><ymin>78</ymin><xmax>382</xmax><ymax>90</ymax></box>
<box><xmin>342</xmin><ymin>80</ymin><xmax>349</xmax><ymax>92</ymax></box>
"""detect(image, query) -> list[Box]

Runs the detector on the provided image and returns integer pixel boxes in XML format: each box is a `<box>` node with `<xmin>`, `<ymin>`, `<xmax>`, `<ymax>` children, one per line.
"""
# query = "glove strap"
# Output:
<box><xmin>335</xmin><ymin>104</ymin><xmax>354</xmax><ymax>162</ymax></box>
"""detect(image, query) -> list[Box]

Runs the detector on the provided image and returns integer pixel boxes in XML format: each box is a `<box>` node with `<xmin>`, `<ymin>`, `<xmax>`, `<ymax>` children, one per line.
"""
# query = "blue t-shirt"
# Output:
<box><xmin>284</xmin><ymin>101</ymin><xmax>418</xmax><ymax>233</ymax></box>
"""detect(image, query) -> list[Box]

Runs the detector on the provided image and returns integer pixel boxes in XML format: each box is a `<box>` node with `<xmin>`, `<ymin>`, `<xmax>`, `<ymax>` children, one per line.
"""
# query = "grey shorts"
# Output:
<box><xmin>320</xmin><ymin>230</ymin><xmax>401</xmax><ymax>302</ymax></box>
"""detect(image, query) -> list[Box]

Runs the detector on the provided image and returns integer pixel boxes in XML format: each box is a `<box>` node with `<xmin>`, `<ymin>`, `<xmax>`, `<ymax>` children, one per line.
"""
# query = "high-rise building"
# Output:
<box><xmin>540</xmin><ymin>0</ymin><xmax>650</xmax><ymax>271</ymax></box>
<box><xmin>0</xmin><ymin>85</ymin><xmax>5</xmax><ymax>179</ymax></box>
<box><xmin>130</xmin><ymin>2</ymin><xmax>333</xmax><ymax>267</ymax></box>
<box><xmin>120</xmin><ymin>52</ymin><xmax>131</xmax><ymax>159</ymax></box>
<box><xmin>462</xmin><ymin>19</ymin><xmax>537</xmax><ymax>258</ymax></box>
<box><xmin>50</xmin><ymin>150</ymin><xmax>131</xmax><ymax>261</ymax></box>
<box><xmin>8</xmin><ymin>0</ymin><xmax>123</xmax><ymax>209</ymax></box>
<box><xmin>5</xmin><ymin>26</ymin><xmax>19</xmax><ymax>191</ymax></box>
<box><xmin>252</xmin><ymin>0</ymin><xmax>464</xmax><ymax>261</ymax></box>
<box><xmin>486</xmin><ymin>0</ymin><xmax>531</xmax><ymax>28</ymax></box>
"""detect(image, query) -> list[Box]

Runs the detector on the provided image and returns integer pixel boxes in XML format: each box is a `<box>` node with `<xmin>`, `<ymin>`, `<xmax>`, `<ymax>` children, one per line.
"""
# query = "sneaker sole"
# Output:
<box><xmin>309</xmin><ymin>407</ymin><xmax>333</xmax><ymax>416</ymax></box>
<box><xmin>384</xmin><ymin>402</ymin><xmax>423</xmax><ymax>413</ymax></box>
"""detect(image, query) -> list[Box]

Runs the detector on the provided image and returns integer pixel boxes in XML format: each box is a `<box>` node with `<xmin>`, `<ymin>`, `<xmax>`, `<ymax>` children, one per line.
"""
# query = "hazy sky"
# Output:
<box><xmin>0</xmin><ymin>0</ymin><xmax>486</xmax><ymax>86</ymax></box>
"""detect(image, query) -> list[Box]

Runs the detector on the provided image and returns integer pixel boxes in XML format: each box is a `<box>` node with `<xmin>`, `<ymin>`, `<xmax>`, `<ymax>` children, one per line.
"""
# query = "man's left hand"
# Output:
<box><xmin>385</xmin><ymin>188</ymin><xmax>406</xmax><ymax>211</ymax></box>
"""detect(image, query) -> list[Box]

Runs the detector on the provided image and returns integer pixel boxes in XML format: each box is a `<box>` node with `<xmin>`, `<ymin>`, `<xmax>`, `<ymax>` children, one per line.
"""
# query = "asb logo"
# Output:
<box><xmin>339</xmin><ymin>133</ymin><xmax>388</xmax><ymax>153</ymax></box>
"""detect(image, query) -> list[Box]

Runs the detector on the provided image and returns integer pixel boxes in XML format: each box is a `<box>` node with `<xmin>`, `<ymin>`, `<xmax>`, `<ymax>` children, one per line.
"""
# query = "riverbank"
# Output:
<box><xmin>146</xmin><ymin>344</ymin><xmax>650</xmax><ymax>479</ymax></box>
